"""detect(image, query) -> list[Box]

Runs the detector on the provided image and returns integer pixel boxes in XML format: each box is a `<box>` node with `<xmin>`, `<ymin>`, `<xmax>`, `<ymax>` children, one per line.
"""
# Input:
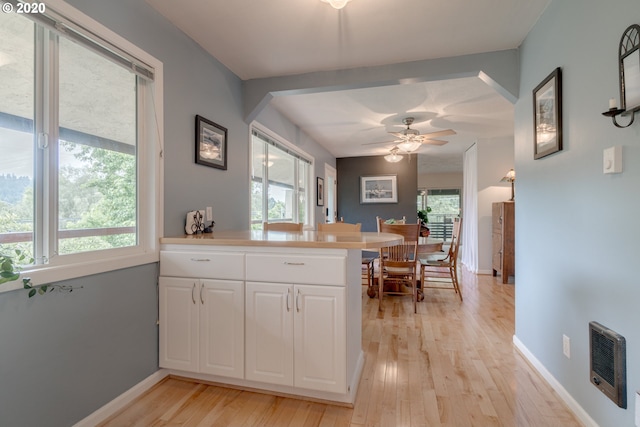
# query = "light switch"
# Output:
<box><xmin>603</xmin><ymin>146</ymin><xmax>622</xmax><ymax>174</ymax></box>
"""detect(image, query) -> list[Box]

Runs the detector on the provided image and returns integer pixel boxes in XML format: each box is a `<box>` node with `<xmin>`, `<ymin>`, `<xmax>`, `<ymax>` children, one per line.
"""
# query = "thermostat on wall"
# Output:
<box><xmin>603</xmin><ymin>146</ymin><xmax>622</xmax><ymax>174</ymax></box>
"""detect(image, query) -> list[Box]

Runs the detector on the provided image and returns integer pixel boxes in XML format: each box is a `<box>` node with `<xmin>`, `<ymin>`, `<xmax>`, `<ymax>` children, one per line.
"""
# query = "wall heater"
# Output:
<box><xmin>589</xmin><ymin>321</ymin><xmax>626</xmax><ymax>408</ymax></box>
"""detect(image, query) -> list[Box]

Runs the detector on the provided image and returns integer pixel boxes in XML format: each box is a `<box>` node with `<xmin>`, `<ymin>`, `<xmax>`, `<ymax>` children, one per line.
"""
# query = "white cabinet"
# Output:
<box><xmin>245</xmin><ymin>282</ymin><xmax>294</xmax><ymax>386</ymax></box>
<box><xmin>159</xmin><ymin>255</ymin><xmax>244</xmax><ymax>379</ymax></box>
<box><xmin>159</xmin><ymin>245</ymin><xmax>359</xmax><ymax>403</ymax></box>
<box><xmin>245</xmin><ymin>281</ymin><xmax>346</xmax><ymax>394</ymax></box>
<box><xmin>159</xmin><ymin>277</ymin><xmax>199</xmax><ymax>372</ymax></box>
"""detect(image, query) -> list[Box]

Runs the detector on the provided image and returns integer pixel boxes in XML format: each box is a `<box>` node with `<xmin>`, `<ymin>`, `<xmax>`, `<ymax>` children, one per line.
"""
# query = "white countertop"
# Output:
<box><xmin>160</xmin><ymin>230</ymin><xmax>403</xmax><ymax>249</ymax></box>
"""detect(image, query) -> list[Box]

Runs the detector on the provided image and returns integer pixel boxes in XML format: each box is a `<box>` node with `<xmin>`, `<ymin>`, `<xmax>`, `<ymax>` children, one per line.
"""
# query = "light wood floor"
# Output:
<box><xmin>100</xmin><ymin>269</ymin><xmax>582</xmax><ymax>427</ymax></box>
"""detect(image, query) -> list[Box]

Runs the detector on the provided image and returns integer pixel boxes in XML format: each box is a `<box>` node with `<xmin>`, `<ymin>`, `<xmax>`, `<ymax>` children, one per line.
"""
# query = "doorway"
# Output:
<box><xmin>324</xmin><ymin>164</ymin><xmax>337</xmax><ymax>223</ymax></box>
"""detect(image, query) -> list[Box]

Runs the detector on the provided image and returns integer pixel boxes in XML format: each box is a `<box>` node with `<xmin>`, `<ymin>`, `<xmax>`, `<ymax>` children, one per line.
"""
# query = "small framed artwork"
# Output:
<box><xmin>195</xmin><ymin>115</ymin><xmax>227</xmax><ymax>170</ymax></box>
<box><xmin>360</xmin><ymin>175</ymin><xmax>398</xmax><ymax>204</ymax></box>
<box><xmin>316</xmin><ymin>177</ymin><xmax>324</xmax><ymax>206</ymax></box>
<box><xmin>533</xmin><ymin>67</ymin><xmax>562</xmax><ymax>159</ymax></box>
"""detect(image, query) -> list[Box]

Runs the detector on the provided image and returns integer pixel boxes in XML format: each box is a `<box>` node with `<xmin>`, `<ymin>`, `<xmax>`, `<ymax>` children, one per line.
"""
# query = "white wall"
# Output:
<box><xmin>418</xmin><ymin>172</ymin><xmax>463</xmax><ymax>189</ymax></box>
<box><xmin>515</xmin><ymin>1</ymin><xmax>640</xmax><ymax>425</ymax></box>
<box><xmin>477</xmin><ymin>138</ymin><xmax>514</xmax><ymax>274</ymax></box>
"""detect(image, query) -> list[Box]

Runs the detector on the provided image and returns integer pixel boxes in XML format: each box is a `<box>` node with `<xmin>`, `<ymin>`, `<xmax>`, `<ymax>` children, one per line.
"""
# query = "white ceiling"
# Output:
<box><xmin>146</xmin><ymin>0</ymin><xmax>550</xmax><ymax>172</ymax></box>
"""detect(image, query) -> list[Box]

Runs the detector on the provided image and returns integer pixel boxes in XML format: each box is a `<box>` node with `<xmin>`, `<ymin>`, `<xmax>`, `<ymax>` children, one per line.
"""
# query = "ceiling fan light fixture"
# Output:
<box><xmin>397</xmin><ymin>141</ymin><xmax>421</xmax><ymax>153</ymax></box>
<box><xmin>384</xmin><ymin>147</ymin><xmax>404</xmax><ymax>163</ymax></box>
<box><xmin>321</xmin><ymin>0</ymin><xmax>351</xmax><ymax>9</ymax></box>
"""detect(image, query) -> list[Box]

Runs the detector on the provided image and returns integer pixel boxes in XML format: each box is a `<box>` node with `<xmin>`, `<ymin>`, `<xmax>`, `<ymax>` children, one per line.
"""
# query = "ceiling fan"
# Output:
<box><xmin>388</xmin><ymin>117</ymin><xmax>456</xmax><ymax>152</ymax></box>
<box><xmin>363</xmin><ymin>116</ymin><xmax>456</xmax><ymax>154</ymax></box>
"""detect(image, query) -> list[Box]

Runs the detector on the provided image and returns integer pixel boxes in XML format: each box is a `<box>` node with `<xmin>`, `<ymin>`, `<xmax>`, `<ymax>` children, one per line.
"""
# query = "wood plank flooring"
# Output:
<box><xmin>99</xmin><ymin>269</ymin><xmax>582</xmax><ymax>426</ymax></box>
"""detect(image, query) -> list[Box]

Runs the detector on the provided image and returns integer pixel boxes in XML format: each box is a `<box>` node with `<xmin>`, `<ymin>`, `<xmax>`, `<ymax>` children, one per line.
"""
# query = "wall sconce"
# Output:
<box><xmin>500</xmin><ymin>169</ymin><xmax>516</xmax><ymax>201</ymax></box>
<box><xmin>602</xmin><ymin>24</ymin><xmax>640</xmax><ymax>128</ymax></box>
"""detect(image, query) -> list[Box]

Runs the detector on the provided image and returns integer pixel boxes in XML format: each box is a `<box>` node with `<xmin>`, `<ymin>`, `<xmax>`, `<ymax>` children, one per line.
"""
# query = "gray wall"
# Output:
<box><xmin>336</xmin><ymin>156</ymin><xmax>418</xmax><ymax>232</ymax></box>
<box><xmin>0</xmin><ymin>264</ymin><xmax>158</xmax><ymax>427</ymax></box>
<box><xmin>515</xmin><ymin>1</ymin><xmax>640</xmax><ymax>426</ymax></box>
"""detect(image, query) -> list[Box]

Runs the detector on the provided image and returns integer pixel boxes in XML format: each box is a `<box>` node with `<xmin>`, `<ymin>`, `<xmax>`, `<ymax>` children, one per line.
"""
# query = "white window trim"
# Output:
<box><xmin>0</xmin><ymin>0</ymin><xmax>164</xmax><ymax>294</ymax></box>
<box><xmin>250</xmin><ymin>122</ymin><xmax>315</xmax><ymax>229</ymax></box>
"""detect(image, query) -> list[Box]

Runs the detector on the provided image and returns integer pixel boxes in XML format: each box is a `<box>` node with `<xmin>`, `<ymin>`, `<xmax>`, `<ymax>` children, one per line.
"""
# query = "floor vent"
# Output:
<box><xmin>589</xmin><ymin>321</ymin><xmax>626</xmax><ymax>408</ymax></box>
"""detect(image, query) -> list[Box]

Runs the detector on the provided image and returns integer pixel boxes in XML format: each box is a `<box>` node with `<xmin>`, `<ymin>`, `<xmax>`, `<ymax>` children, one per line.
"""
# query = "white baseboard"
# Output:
<box><xmin>512</xmin><ymin>335</ymin><xmax>599</xmax><ymax>427</ymax></box>
<box><xmin>73</xmin><ymin>369</ymin><xmax>169</xmax><ymax>427</ymax></box>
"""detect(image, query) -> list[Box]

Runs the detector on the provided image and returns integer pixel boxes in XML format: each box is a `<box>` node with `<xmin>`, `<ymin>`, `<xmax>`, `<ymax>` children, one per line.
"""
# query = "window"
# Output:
<box><xmin>0</xmin><ymin>2</ymin><xmax>162</xmax><ymax>290</ymax></box>
<box><xmin>418</xmin><ymin>189</ymin><xmax>460</xmax><ymax>240</ymax></box>
<box><xmin>250</xmin><ymin>127</ymin><xmax>311</xmax><ymax>229</ymax></box>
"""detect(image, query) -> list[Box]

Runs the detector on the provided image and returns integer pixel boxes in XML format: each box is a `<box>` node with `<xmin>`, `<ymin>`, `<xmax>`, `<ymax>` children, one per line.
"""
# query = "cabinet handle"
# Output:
<box><xmin>499</xmin><ymin>216</ymin><xmax>503</xmax><ymax>224</ymax></box>
<box><xmin>200</xmin><ymin>284</ymin><xmax>205</xmax><ymax>305</ymax></box>
<box><xmin>286</xmin><ymin>288</ymin><xmax>291</xmax><ymax>312</ymax></box>
<box><xmin>296</xmin><ymin>289</ymin><xmax>301</xmax><ymax>312</ymax></box>
<box><xmin>191</xmin><ymin>283</ymin><xmax>196</xmax><ymax>304</ymax></box>
<box><xmin>283</xmin><ymin>261</ymin><xmax>305</xmax><ymax>266</ymax></box>
<box><xmin>190</xmin><ymin>258</ymin><xmax>210</xmax><ymax>262</ymax></box>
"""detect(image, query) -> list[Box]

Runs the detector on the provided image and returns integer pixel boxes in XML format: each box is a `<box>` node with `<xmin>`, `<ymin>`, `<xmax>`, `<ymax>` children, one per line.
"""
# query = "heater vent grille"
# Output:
<box><xmin>589</xmin><ymin>321</ymin><xmax>626</xmax><ymax>408</ymax></box>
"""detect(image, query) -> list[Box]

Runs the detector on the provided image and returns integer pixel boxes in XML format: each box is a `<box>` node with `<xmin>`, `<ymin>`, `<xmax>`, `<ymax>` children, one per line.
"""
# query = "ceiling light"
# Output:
<box><xmin>320</xmin><ymin>0</ymin><xmax>351</xmax><ymax>10</ymax></box>
<box><xmin>397</xmin><ymin>140</ymin><xmax>421</xmax><ymax>153</ymax></box>
<box><xmin>384</xmin><ymin>147</ymin><xmax>403</xmax><ymax>163</ymax></box>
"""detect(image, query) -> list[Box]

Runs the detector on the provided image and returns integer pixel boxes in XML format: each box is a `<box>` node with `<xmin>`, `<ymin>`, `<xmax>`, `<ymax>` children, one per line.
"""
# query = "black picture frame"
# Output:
<box><xmin>533</xmin><ymin>67</ymin><xmax>562</xmax><ymax>159</ymax></box>
<box><xmin>195</xmin><ymin>115</ymin><xmax>227</xmax><ymax>170</ymax></box>
<box><xmin>316</xmin><ymin>177</ymin><xmax>324</xmax><ymax>206</ymax></box>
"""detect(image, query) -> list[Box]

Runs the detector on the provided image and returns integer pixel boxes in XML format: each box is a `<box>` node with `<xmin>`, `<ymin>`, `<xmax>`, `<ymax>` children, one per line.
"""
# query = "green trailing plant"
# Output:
<box><xmin>417</xmin><ymin>207</ymin><xmax>432</xmax><ymax>225</ymax></box>
<box><xmin>0</xmin><ymin>250</ymin><xmax>81</xmax><ymax>298</ymax></box>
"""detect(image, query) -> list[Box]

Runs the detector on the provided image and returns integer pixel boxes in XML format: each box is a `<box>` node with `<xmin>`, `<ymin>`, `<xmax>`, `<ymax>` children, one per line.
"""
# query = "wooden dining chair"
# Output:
<box><xmin>419</xmin><ymin>217</ymin><xmax>463</xmax><ymax>301</ymax></box>
<box><xmin>375</xmin><ymin>216</ymin><xmax>406</xmax><ymax>231</ymax></box>
<box><xmin>263</xmin><ymin>222</ymin><xmax>303</xmax><ymax>231</ymax></box>
<box><xmin>317</xmin><ymin>222</ymin><xmax>361</xmax><ymax>232</ymax></box>
<box><xmin>377</xmin><ymin>219</ymin><xmax>421</xmax><ymax>313</ymax></box>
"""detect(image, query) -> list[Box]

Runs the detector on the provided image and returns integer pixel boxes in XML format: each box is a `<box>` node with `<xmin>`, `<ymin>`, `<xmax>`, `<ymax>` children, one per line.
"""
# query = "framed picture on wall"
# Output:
<box><xmin>317</xmin><ymin>177</ymin><xmax>324</xmax><ymax>206</ymax></box>
<box><xmin>360</xmin><ymin>175</ymin><xmax>398</xmax><ymax>204</ymax></box>
<box><xmin>533</xmin><ymin>67</ymin><xmax>562</xmax><ymax>159</ymax></box>
<box><xmin>195</xmin><ymin>115</ymin><xmax>227</xmax><ymax>170</ymax></box>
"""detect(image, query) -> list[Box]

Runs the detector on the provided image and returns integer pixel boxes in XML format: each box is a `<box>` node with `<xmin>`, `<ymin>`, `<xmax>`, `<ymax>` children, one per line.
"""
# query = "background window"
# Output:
<box><xmin>418</xmin><ymin>188</ymin><xmax>461</xmax><ymax>240</ymax></box>
<box><xmin>251</xmin><ymin>128</ymin><xmax>311</xmax><ymax>229</ymax></box>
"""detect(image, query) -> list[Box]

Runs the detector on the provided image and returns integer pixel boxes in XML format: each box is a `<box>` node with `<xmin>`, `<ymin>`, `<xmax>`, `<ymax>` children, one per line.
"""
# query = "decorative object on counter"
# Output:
<box><xmin>204</xmin><ymin>220</ymin><xmax>215</xmax><ymax>233</ymax></box>
<box><xmin>500</xmin><ymin>169</ymin><xmax>516</xmax><ymax>201</ymax></box>
<box><xmin>602</xmin><ymin>24</ymin><xmax>640</xmax><ymax>128</ymax></box>
<box><xmin>533</xmin><ymin>67</ymin><xmax>562</xmax><ymax>159</ymax></box>
<box><xmin>360</xmin><ymin>175</ymin><xmax>398</xmax><ymax>204</ymax></box>
<box><xmin>195</xmin><ymin>115</ymin><xmax>227</xmax><ymax>170</ymax></box>
<box><xmin>185</xmin><ymin>210</ymin><xmax>205</xmax><ymax>234</ymax></box>
<box><xmin>317</xmin><ymin>177</ymin><xmax>324</xmax><ymax>206</ymax></box>
<box><xmin>0</xmin><ymin>250</ymin><xmax>83</xmax><ymax>298</ymax></box>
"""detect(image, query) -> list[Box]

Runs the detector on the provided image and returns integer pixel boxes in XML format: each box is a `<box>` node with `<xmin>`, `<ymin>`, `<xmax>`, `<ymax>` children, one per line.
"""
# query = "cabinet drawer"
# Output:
<box><xmin>160</xmin><ymin>251</ymin><xmax>244</xmax><ymax>280</ymax></box>
<box><xmin>246</xmin><ymin>254</ymin><xmax>345</xmax><ymax>286</ymax></box>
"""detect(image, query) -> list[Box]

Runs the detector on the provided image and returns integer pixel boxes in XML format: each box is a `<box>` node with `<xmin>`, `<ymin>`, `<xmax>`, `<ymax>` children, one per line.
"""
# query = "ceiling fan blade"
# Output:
<box><xmin>418</xmin><ymin>129</ymin><xmax>456</xmax><ymax>139</ymax></box>
<box><xmin>420</xmin><ymin>139</ymin><xmax>448</xmax><ymax>146</ymax></box>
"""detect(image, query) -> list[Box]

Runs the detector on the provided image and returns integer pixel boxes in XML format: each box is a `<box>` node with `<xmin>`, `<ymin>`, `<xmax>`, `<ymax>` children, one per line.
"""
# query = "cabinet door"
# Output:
<box><xmin>294</xmin><ymin>285</ymin><xmax>346</xmax><ymax>393</ymax></box>
<box><xmin>199</xmin><ymin>279</ymin><xmax>244</xmax><ymax>378</ymax></box>
<box><xmin>245</xmin><ymin>282</ymin><xmax>294</xmax><ymax>386</ymax></box>
<box><xmin>159</xmin><ymin>277</ymin><xmax>199</xmax><ymax>371</ymax></box>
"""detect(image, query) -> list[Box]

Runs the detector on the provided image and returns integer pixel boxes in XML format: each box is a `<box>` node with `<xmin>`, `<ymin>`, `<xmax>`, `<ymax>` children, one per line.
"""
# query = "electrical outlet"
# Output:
<box><xmin>206</xmin><ymin>206</ymin><xmax>213</xmax><ymax>221</ymax></box>
<box><xmin>563</xmin><ymin>334</ymin><xmax>571</xmax><ymax>358</ymax></box>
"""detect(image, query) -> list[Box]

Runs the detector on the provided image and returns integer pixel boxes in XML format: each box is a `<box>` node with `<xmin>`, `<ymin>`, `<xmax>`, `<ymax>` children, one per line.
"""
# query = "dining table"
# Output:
<box><xmin>365</xmin><ymin>236</ymin><xmax>445</xmax><ymax>300</ymax></box>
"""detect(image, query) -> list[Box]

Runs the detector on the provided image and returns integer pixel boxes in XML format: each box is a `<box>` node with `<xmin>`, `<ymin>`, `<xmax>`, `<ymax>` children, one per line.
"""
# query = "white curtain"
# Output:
<box><xmin>461</xmin><ymin>143</ymin><xmax>478</xmax><ymax>272</ymax></box>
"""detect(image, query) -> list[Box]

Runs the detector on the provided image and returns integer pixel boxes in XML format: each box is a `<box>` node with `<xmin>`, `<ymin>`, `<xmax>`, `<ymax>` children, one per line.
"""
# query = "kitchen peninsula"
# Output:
<box><xmin>159</xmin><ymin>230</ymin><xmax>401</xmax><ymax>405</ymax></box>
